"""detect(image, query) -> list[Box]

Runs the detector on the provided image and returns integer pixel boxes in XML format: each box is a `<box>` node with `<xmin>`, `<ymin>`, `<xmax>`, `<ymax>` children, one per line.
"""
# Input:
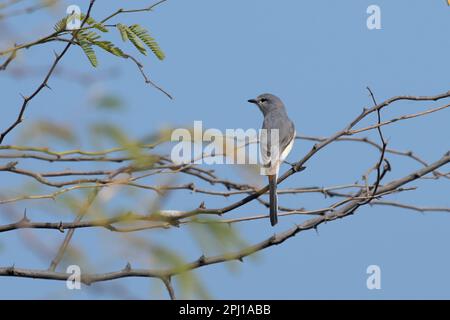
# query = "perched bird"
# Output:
<box><xmin>248</xmin><ymin>94</ymin><xmax>296</xmax><ymax>226</ymax></box>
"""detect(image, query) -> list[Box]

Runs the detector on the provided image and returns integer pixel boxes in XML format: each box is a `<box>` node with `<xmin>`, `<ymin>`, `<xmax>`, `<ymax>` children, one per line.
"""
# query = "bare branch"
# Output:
<box><xmin>1</xmin><ymin>151</ymin><xmax>448</xmax><ymax>286</ymax></box>
<box><xmin>349</xmin><ymin>103</ymin><xmax>450</xmax><ymax>135</ymax></box>
<box><xmin>370</xmin><ymin>201</ymin><xmax>450</xmax><ymax>213</ymax></box>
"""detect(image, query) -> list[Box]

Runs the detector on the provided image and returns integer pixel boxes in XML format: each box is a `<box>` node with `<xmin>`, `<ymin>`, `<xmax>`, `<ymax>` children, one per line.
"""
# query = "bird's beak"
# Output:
<box><xmin>248</xmin><ymin>99</ymin><xmax>258</xmax><ymax>104</ymax></box>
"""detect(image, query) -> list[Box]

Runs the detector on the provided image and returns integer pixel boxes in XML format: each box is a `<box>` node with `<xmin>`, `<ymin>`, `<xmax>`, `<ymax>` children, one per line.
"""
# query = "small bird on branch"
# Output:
<box><xmin>248</xmin><ymin>94</ymin><xmax>296</xmax><ymax>226</ymax></box>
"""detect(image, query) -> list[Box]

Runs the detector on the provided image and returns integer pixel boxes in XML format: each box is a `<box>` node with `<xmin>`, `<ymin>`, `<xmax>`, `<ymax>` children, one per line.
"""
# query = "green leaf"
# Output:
<box><xmin>79</xmin><ymin>30</ymin><xmax>101</xmax><ymax>42</ymax></box>
<box><xmin>92</xmin><ymin>40</ymin><xmax>126</xmax><ymax>58</ymax></box>
<box><xmin>77</xmin><ymin>29</ymin><xmax>125</xmax><ymax>62</ymax></box>
<box><xmin>124</xmin><ymin>25</ymin><xmax>147</xmax><ymax>55</ymax></box>
<box><xmin>115</xmin><ymin>24</ymin><xmax>165</xmax><ymax>60</ymax></box>
<box><xmin>129</xmin><ymin>24</ymin><xmax>165</xmax><ymax>60</ymax></box>
<box><xmin>80</xmin><ymin>13</ymin><xmax>108</xmax><ymax>32</ymax></box>
<box><xmin>90</xmin><ymin>124</ymin><xmax>155</xmax><ymax>167</ymax></box>
<box><xmin>78</xmin><ymin>38</ymin><xmax>98</xmax><ymax>67</ymax></box>
<box><xmin>116</xmin><ymin>23</ymin><xmax>129</xmax><ymax>42</ymax></box>
<box><xmin>94</xmin><ymin>95</ymin><xmax>124</xmax><ymax>110</ymax></box>
<box><xmin>54</xmin><ymin>16</ymin><xmax>68</xmax><ymax>32</ymax></box>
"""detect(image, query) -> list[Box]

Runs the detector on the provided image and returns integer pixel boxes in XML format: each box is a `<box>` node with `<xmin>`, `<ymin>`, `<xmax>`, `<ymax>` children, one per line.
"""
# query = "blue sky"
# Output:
<box><xmin>0</xmin><ymin>0</ymin><xmax>449</xmax><ymax>299</ymax></box>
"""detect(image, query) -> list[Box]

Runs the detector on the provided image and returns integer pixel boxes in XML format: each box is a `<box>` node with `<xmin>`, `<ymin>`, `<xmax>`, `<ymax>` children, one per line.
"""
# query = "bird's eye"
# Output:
<box><xmin>260</xmin><ymin>98</ymin><xmax>267</xmax><ymax>103</ymax></box>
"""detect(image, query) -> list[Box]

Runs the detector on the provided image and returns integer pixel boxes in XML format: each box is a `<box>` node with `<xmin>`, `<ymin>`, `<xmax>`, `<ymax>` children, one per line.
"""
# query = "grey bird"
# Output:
<box><xmin>248</xmin><ymin>93</ymin><xmax>296</xmax><ymax>226</ymax></box>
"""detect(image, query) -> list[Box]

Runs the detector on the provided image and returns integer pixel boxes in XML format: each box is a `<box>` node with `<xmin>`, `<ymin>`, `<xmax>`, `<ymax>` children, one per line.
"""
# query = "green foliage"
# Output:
<box><xmin>75</xmin><ymin>23</ymin><xmax>166</xmax><ymax>68</ymax></box>
<box><xmin>117</xmin><ymin>23</ymin><xmax>165</xmax><ymax>60</ymax></box>
<box><xmin>91</xmin><ymin>124</ymin><xmax>157</xmax><ymax>168</ymax></box>
<box><xmin>150</xmin><ymin>245</ymin><xmax>210</xmax><ymax>299</ymax></box>
<box><xmin>17</xmin><ymin>120</ymin><xmax>77</xmax><ymax>145</ymax></box>
<box><xmin>92</xmin><ymin>40</ymin><xmax>126</xmax><ymax>58</ymax></box>
<box><xmin>53</xmin><ymin>12</ymin><xmax>165</xmax><ymax>68</ymax></box>
<box><xmin>94</xmin><ymin>95</ymin><xmax>124</xmax><ymax>110</ymax></box>
<box><xmin>189</xmin><ymin>217</ymin><xmax>248</xmax><ymax>256</ymax></box>
<box><xmin>54</xmin><ymin>16</ymin><xmax>68</xmax><ymax>32</ymax></box>
<box><xmin>123</xmin><ymin>25</ymin><xmax>147</xmax><ymax>56</ymax></box>
<box><xmin>78</xmin><ymin>37</ymin><xmax>98</xmax><ymax>67</ymax></box>
<box><xmin>129</xmin><ymin>24</ymin><xmax>165</xmax><ymax>60</ymax></box>
<box><xmin>116</xmin><ymin>23</ymin><xmax>129</xmax><ymax>42</ymax></box>
<box><xmin>76</xmin><ymin>30</ymin><xmax>127</xmax><ymax>67</ymax></box>
<box><xmin>78</xmin><ymin>30</ymin><xmax>101</xmax><ymax>42</ymax></box>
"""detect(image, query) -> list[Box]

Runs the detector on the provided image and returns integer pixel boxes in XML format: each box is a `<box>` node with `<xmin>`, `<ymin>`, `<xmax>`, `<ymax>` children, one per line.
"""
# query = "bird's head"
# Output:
<box><xmin>248</xmin><ymin>93</ymin><xmax>285</xmax><ymax>115</ymax></box>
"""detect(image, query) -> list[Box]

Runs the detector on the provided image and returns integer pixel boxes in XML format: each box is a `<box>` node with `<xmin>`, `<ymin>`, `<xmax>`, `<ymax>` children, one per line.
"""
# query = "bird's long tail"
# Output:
<box><xmin>268</xmin><ymin>174</ymin><xmax>278</xmax><ymax>226</ymax></box>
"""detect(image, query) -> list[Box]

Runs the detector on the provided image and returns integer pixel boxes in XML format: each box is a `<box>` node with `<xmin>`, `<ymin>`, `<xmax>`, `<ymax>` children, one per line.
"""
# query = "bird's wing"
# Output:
<box><xmin>260</xmin><ymin>112</ymin><xmax>295</xmax><ymax>172</ymax></box>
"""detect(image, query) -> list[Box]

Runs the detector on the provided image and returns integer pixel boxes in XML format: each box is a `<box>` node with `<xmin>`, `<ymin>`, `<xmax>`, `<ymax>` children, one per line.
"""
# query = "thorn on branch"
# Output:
<box><xmin>162</xmin><ymin>275</ymin><xmax>176</xmax><ymax>300</ymax></box>
<box><xmin>21</xmin><ymin>209</ymin><xmax>30</xmax><ymax>223</ymax></box>
<box><xmin>83</xmin><ymin>276</ymin><xmax>93</xmax><ymax>286</ymax></box>
<box><xmin>269</xmin><ymin>234</ymin><xmax>277</xmax><ymax>244</ymax></box>
<box><xmin>7</xmin><ymin>264</ymin><xmax>15</xmax><ymax>275</ymax></box>
<box><xmin>104</xmin><ymin>224</ymin><xmax>118</xmax><ymax>231</ymax></box>
<box><xmin>292</xmin><ymin>164</ymin><xmax>306</xmax><ymax>173</ymax></box>
<box><xmin>168</xmin><ymin>220</ymin><xmax>180</xmax><ymax>228</ymax></box>
<box><xmin>123</xmin><ymin>262</ymin><xmax>132</xmax><ymax>272</ymax></box>
<box><xmin>383</xmin><ymin>159</ymin><xmax>392</xmax><ymax>172</ymax></box>
<box><xmin>198</xmin><ymin>254</ymin><xmax>206</xmax><ymax>264</ymax></box>
<box><xmin>5</xmin><ymin>161</ymin><xmax>18</xmax><ymax>169</ymax></box>
<box><xmin>58</xmin><ymin>221</ymin><xmax>64</xmax><ymax>233</ymax></box>
<box><xmin>314</xmin><ymin>225</ymin><xmax>320</xmax><ymax>235</ymax></box>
